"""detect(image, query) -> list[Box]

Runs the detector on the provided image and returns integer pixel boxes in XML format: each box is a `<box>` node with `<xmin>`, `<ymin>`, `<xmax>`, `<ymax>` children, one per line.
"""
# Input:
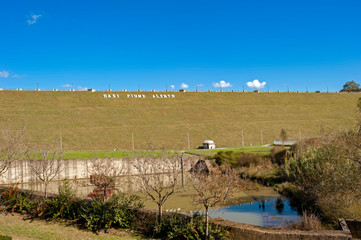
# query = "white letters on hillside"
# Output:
<box><xmin>103</xmin><ymin>94</ymin><xmax>175</xmax><ymax>99</ymax></box>
<box><xmin>103</xmin><ymin>94</ymin><xmax>120</xmax><ymax>98</ymax></box>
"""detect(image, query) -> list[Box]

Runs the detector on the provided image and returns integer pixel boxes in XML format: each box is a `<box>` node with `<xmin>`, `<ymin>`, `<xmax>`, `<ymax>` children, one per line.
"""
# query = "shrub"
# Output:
<box><xmin>38</xmin><ymin>179</ymin><xmax>80</xmax><ymax>220</ymax></box>
<box><xmin>280</xmin><ymin>140</ymin><xmax>361</xmax><ymax>223</ymax></box>
<box><xmin>289</xmin><ymin>138</ymin><xmax>322</xmax><ymax>157</ymax></box>
<box><xmin>79</xmin><ymin>193</ymin><xmax>143</xmax><ymax>231</ymax></box>
<box><xmin>153</xmin><ymin>213</ymin><xmax>229</xmax><ymax>240</ymax></box>
<box><xmin>270</xmin><ymin>146</ymin><xmax>287</xmax><ymax>165</ymax></box>
<box><xmin>0</xmin><ymin>234</ymin><xmax>12</xmax><ymax>240</ymax></box>
<box><xmin>293</xmin><ymin>211</ymin><xmax>321</xmax><ymax>230</ymax></box>
<box><xmin>0</xmin><ymin>184</ymin><xmax>35</xmax><ymax>215</ymax></box>
<box><xmin>212</xmin><ymin>151</ymin><xmax>263</xmax><ymax>168</ymax></box>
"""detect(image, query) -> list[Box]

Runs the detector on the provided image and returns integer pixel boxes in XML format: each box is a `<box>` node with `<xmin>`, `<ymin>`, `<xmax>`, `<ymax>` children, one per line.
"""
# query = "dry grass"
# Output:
<box><xmin>0</xmin><ymin>91</ymin><xmax>359</xmax><ymax>150</ymax></box>
<box><xmin>293</xmin><ymin>211</ymin><xmax>322</xmax><ymax>230</ymax></box>
<box><xmin>0</xmin><ymin>213</ymin><xmax>143</xmax><ymax>240</ymax></box>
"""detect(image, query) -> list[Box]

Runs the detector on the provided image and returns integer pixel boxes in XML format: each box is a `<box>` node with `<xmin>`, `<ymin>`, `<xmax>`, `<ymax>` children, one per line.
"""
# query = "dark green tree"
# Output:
<box><xmin>340</xmin><ymin>80</ymin><xmax>360</xmax><ymax>92</ymax></box>
<box><xmin>280</xmin><ymin>128</ymin><xmax>288</xmax><ymax>145</ymax></box>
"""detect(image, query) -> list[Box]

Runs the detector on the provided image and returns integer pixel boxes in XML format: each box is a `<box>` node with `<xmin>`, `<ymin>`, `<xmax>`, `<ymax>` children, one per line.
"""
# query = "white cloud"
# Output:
<box><xmin>77</xmin><ymin>86</ymin><xmax>87</xmax><ymax>91</ymax></box>
<box><xmin>196</xmin><ymin>84</ymin><xmax>204</xmax><ymax>87</ymax></box>
<box><xmin>62</xmin><ymin>84</ymin><xmax>72</xmax><ymax>88</ymax></box>
<box><xmin>170</xmin><ymin>85</ymin><xmax>175</xmax><ymax>89</ymax></box>
<box><xmin>0</xmin><ymin>71</ymin><xmax>10</xmax><ymax>78</ymax></box>
<box><xmin>213</xmin><ymin>80</ymin><xmax>231</xmax><ymax>88</ymax></box>
<box><xmin>180</xmin><ymin>83</ymin><xmax>189</xmax><ymax>89</ymax></box>
<box><xmin>246</xmin><ymin>79</ymin><xmax>266</xmax><ymax>89</ymax></box>
<box><xmin>11</xmin><ymin>74</ymin><xmax>26</xmax><ymax>78</ymax></box>
<box><xmin>27</xmin><ymin>14</ymin><xmax>42</xmax><ymax>25</ymax></box>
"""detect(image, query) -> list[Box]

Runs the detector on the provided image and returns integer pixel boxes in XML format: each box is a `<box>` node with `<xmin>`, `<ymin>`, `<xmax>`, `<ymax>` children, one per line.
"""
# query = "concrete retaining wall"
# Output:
<box><xmin>0</xmin><ymin>157</ymin><xmax>200</xmax><ymax>184</ymax></box>
<box><xmin>344</xmin><ymin>219</ymin><xmax>361</xmax><ymax>239</ymax></box>
<box><xmin>214</xmin><ymin>219</ymin><xmax>352</xmax><ymax>240</ymax></box>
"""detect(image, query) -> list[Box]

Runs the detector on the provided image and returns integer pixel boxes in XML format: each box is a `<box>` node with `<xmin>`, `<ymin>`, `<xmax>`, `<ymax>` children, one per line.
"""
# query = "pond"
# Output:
<box><xmin>207</xmin><ymin>196</ymin><xmax>300</xmax><ymax>227</ymax></box>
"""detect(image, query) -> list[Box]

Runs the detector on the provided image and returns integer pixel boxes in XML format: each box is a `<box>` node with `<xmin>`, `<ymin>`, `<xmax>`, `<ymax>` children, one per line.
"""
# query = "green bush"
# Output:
<box><xmin>213</xmin><ymin>150</ymin><xmax>263</xmax><ymax>168</ymax></box>
<box><xmin>0</xmin><ymin>234</ymin><xmax>12</xmax><ymax>240</ymax></box>
<box><xmin>79</xmin><ymin>193</ymin><xmax>143</xmax><ymax>231</ymax></box>
<box><xmin>153</xmin><ymin>213</ymin><xmax>228</xmax><ymax>240</ymax></box>
<box><xmin>39</xmin><ymin>179</ymin><xmax>80</xmax><ymax>220</ymax></box>
<box><xmin>0</xmin><ymin>185</ymin><xmax>35</xmax><ymax>215</ymax></box>
<box><xmin>280</xmin><ymin>141</ymin><xmax>361</xmax><ymax>223</ymax></box>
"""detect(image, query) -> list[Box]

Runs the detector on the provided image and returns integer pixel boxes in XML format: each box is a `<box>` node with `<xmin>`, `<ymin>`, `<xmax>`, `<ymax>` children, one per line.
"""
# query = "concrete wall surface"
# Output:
<box><xmin>0</xmin><ymin>157</ymin><xmax>200</xmax><ymax>184</ymax></box>
<box><xmin>344</xmin><ymin>219</ymin><xmax>361</xmax><ymax>239</ymax></box>
<box><xmin>213</xmin><ymin>219</ymin><xmax>352</xmax><ymax>240</ymax></box>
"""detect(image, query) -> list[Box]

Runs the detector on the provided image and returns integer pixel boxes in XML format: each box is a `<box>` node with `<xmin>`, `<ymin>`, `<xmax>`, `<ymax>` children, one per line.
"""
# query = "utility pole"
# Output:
<box><xmin>181</xmin><ymin>152</ymin><xmax>185</xmax><ymax>187</ymax></box>
<box><xmin>241</xmin><ymin>129</ymin><xmax>244</xmax><ymax>147</ymax></box>
<box><xmin>299</xmin><ymin>128</ymin><xmax>302</xmax><ymax>140</ymax></box>
<box><xmin>260</xmin><ymin>129</ymin><xmax>263</xmax><ymax>145</ymax></box>
<box><xmin>60</xmin><ymin>132</ymin><xmax>63</xmax><ymax>152</ymax></box>
<box><xmin>132</xmin><ymin>132</ymin><xmax>134</xmax><ymax>150</ymax></box>
<box><xmin>187</xmin><ymin>132</ymin><xmax>190</xmax><ymax>149</ymax></box>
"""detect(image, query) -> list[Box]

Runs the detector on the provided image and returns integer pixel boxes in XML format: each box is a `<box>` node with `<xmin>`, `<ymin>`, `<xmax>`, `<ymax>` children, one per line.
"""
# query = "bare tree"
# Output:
<box><xmin>28</xmin><ymin>144</ymin><xmax>63</xmax><ymax>198</ymax></box>
<box><xmin>87</xmin><ymin>157</ymin><xmax>124</xmax><ymax>203</ymax></box>
<box><xmin>190</xmin><ymin>165</ymin><xmax>240</xmax><ymax>238</ymax></box>
<box><xmin>132</xmin><ymin>153</ymin><xmax>180</xmax><ymax>222</ymax></box>
<box><xmin>0</xmin><ymin>127</ymin><xmax>27</xmax><ymax>177</ymax></box>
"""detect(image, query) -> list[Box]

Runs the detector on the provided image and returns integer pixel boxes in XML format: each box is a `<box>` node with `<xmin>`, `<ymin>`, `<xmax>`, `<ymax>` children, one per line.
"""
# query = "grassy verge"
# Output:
<box><xmin>184</xmin><ymin>145</ymin><xmax>273</xmax><ymax>157</ymax></box>
<box><xmin>62</xmin><ymin>150</ymin><xmax>178</xmax><ymax>159</ymax></box>
<box><xmin>61</xmin><ymin>146</ymin><xmax>271</xmax><ymax>159</ymax></box>
<box><xmin>0</xmin><ymin>213</ymin><xmax>143</xmax><ymax>240</ymax></box>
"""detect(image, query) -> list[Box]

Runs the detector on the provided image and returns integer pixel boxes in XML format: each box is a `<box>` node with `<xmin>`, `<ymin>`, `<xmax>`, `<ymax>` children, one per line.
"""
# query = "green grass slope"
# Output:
<box><xmin>0</xmin><ymin>91</ymin><xmax>359</xmax><ymax>150</ymax></box>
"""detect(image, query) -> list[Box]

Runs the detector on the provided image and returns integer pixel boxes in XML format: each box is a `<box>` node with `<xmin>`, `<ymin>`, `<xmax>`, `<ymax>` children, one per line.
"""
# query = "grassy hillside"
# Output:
<box><xmin>0</xmin><ymin>91</ymin><xmax>359</xmax><ymax>150</ymax></box>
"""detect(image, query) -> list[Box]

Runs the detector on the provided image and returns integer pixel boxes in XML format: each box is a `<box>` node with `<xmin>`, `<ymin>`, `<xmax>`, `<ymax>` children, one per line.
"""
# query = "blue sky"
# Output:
<box><xmin>0</xmin><ymin>0</ymin><xmax>360</xmax><ymax>91</ymax></box>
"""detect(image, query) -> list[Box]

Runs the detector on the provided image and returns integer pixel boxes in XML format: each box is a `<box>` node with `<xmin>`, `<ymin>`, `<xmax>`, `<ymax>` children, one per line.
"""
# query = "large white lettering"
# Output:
<box><xmin>103</xmin><ymin>94</ymin><xmax>175</xmax><ymax>99</ymax></box>
<box><xmin>104</xmin><ymin>94</ymin><xmax>120</xmax><ymax>98</ymax></box>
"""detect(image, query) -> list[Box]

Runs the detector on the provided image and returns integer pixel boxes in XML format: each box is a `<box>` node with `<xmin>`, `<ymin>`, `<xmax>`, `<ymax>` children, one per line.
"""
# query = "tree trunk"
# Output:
<box><xmin>44</xmin><ymin>182</ymin><xmax>48</xmax><ymax>199</ymax></box>
<box><xmin>205</xmin><ymin>206</ymin><xmax>209</xmax><ymax>239</ymax></box>
<box><xmin>103</xmin><ymin>186</ymin><xmax>106</xmax><ymax>203</ymax></box>
<box><xmin>158</xmin><ymin>204</ymin><xmax>163</xmax><ymax>223</ymax></box>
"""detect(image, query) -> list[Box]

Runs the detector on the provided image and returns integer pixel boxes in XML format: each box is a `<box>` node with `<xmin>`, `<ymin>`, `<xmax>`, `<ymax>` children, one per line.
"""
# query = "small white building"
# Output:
<box><xmin>87</xmin><ymin>88</ymin><xmax>96</xmax><ymax>92</ymax></box>
<box><xmin>203</xmin><ymin>140</ymin><xmax>215</xmax><ymax>149</ymax></box>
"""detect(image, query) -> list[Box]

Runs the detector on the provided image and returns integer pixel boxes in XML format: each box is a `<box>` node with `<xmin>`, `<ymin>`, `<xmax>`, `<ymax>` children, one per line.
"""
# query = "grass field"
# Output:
<box><xmin>184</xmin><ymin>145</ymin><xmax>273</xmax><ymax>157</ymax></box>
<box><xmin>0</xmin><ymin>213</ymin><xmax>142</xmax><ymax>240</ymax></box>
<box><xmin>60</xmin><ymin>146</ymin><xmax>270</xmax><ymax>159</ymax></box>
<box><xmin>0</xmin><ymin>91</ymin><xmax>360</xmax><ymax>150</ymax></box>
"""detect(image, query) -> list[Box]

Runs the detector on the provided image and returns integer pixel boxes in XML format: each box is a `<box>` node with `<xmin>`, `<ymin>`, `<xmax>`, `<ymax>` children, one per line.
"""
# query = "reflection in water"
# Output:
<box><xmin>207</xmin><ymin>197</ymin><xmax>300</xmax><ymax>227</ymax></box>
<box><xmin>5</xmin><ymin>175</ymin><xmax>301</xmax><ymax>228</ymax></box>
<box><xmin>275</xmin><ymin>197</ymin><xmax>284</xmax><ymax>214</ymax></box>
